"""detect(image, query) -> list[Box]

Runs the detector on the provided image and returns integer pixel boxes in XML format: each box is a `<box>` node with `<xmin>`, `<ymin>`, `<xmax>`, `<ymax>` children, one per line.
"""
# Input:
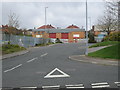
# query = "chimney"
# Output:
<box><xmin>92</xmin><ymin>25</ymin><xmax>94</xmax><ymax>31</ymax></box>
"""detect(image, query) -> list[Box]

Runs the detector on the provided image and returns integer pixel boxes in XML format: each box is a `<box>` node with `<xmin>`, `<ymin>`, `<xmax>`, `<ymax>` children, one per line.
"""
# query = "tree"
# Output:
<box><xmin>106</xmin><ymin>0</ymin><xmax>118</xmax><ymax>19</ymax></box>
<box><xmin>97</xmin><ymin>1</ymin><xmax>118</xmax><ymax>35</ymax></box>
<box><xmin>8</xmin><ymin>11</ymin><xmax>19</xmax><ymax>28</ymax></box>
<box><xmin>7</xmin><ymin>11</ymin><xmax>20</xmax><ymax>43</ymax></box>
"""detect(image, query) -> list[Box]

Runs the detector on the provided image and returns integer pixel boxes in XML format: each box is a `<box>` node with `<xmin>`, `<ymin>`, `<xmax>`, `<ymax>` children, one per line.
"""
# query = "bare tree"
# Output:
<box><xmin>6</xmin><ymin>11</ymin><xmax>20</xmax><ymax>43</ymax></box>
<box><xmin>97</xmin><ymin>0</ymin><xmax>118</xmax><ymax>35</ymax></box>
<box><xmin>98</xmin><ymin>13</ymin><xmax>117</xmax><ymax>35</ymax></box>
<box><xmin>7</xmin><ymin>11</ymin><xmax>20</xmax><ymax>35</ymax></box>
<box><xmin>8</xmin><ymin>11</ymin><xmax>19</xmax><ymax>28</ymax></box>
<box><xmin>106</xmin><ymin>1</ymin><xmax>118</xmax><ymax>18</ymax></box>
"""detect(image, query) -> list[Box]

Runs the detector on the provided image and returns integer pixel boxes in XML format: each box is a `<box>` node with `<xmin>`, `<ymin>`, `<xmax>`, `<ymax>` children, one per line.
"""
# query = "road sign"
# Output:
<box><xmin>44</xmin><ymin>68</ymin><xmax>70</xmax><ymax>78</ymax></box>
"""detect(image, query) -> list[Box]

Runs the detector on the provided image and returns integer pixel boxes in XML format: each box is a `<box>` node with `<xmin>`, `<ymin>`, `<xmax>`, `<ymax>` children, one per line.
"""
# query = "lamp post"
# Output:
<box><xmin>85</xmin><ymin>0</ymin><xmax>88</xmax><ymax>55</ymax></box>
<box><xmin>45</xmin><ymin>7</ymin><xmax>48</xmax><ymax>30</ymax></box>
<box><xmin>44</xmin><ymin>7</ymin><xmax>48</xmax><ymax>44</ymax></box>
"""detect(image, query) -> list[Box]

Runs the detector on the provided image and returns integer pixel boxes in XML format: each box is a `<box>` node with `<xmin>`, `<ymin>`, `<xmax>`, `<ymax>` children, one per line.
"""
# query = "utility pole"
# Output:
<box><xmin>85</xmin><ymin>0</ymin><xmax>88</xmax><ymax>55</ymax></box>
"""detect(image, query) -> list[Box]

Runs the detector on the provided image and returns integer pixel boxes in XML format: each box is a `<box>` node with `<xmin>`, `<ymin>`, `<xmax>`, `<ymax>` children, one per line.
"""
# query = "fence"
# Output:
<box><xmin>2</xmin><ymin>34</ymin><xmax>51</xmax><ymax>48</ymax></box>
<box><xmin>95</xmin><ymin>37</ymin><xmax>103</xmax><ymax>42</ymax></box>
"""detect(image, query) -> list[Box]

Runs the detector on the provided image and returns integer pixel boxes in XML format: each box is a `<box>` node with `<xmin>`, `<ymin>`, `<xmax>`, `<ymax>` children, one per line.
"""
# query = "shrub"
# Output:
<box><xmin>88</xmin><ymin>32</ymin><xmax>96</xmax><ymax>43</ymax></box>
<box><xmin>103</xmin><ymin>31</ymin><xmax>120</xmax><ymax>41</ymax></box>
<box><xmin>55</xmin><ymin>38</ymin><xmax>62</xmax><ymax>43</ymax></box>
<box><xmin>2</xmin><ymin>44</ymin><xmax>26</xmax><ymax>54</ymax></box>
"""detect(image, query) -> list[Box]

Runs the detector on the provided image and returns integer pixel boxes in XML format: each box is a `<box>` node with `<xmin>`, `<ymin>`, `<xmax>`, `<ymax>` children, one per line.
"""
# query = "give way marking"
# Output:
<box><xmin>44</xmin><ymin>68</ymin><xmax>70</xmax><ymax>78</ymax></box>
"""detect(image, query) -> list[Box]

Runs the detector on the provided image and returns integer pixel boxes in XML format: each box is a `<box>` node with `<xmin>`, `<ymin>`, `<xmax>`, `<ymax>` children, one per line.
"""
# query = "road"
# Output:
<box><xmin>2</xmin><ymin>43</ymin><xmax>119</xmax><ymax>89</ymax></box>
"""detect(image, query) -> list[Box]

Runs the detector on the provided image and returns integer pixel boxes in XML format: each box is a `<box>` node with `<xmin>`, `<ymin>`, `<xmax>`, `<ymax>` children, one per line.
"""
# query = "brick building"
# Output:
<box><xmin>32</xmin><ymin>24</ymin><xmax>85</xmax><ymax>43</ymax></box>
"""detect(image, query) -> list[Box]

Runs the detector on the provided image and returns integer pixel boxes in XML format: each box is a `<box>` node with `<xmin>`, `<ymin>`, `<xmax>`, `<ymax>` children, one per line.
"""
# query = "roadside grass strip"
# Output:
<box><xmin>42</xmin><ymin>85</ymin><xmax>60</xmax><ymax>89</ymax></box>
<box><xmin>89</xmin><ymin>41</ymin><xmax>119</xmax><ymax>48</ymax></box>
<box><xmin>91</xmin><ymin>82</ymin><xmax>110</xmax><ymax>88</ymax></box>
<box><xmin>88</xmin><ymin>44</ymin><xmax>120</xmax><ymax>59</ymax></box>
<box><xmin>114</xmin><ymin>82</ymin><xmax>120</xmax><ymax>87</ymax></box>
<box><xmin>4</xmin><ymin>64</ymin><xmax>22</xmax><ymax>73</ymax></box>
<box><xmin>66</xmin><ymin>84</ymin><xmax>84</xmax><ymax>89</ymax></box>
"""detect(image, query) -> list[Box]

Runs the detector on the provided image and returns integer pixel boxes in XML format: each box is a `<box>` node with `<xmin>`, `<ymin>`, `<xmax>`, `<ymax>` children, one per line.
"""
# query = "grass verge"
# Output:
<box><xmin>89</xmin><ymin>41</ymin><xmax>119</xmax><ymax>48</ymax></box>
<box><xmin>2</xmin><ymin>44</ymin><xmax>26</xmax><ymax>55</ymax></box>
<box><xmin>88</xmin><ymin>43</ymin><xmax>120</xmax><ymax>60</ymax></box>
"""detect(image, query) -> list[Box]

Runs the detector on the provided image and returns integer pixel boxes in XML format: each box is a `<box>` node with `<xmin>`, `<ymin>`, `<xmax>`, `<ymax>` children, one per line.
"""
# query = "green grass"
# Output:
<box><xmin>88</xmin><ymin>43</ymin><xmax>120</xmax><ymax>60</ymax></box>
<box><xmin>2</xmin><ymin>44</ymin><xmax>26</xmax><ymax>55</ymax></box>
<box><xmin>89</xmin><ymin>41</ymin><xmax>119</xmax><ymax>48</ymax></box>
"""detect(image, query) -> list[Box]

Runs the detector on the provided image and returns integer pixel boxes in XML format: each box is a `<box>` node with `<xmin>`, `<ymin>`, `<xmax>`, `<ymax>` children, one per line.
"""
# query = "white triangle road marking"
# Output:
<box><xmin>44</xmin><ymin>68</ymin><xmax>70</xmax><ymax>78</ymax></box>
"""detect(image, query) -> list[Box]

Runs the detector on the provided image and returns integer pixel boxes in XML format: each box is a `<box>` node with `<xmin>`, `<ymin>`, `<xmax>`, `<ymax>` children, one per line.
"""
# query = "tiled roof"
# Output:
<box><xmin>66</xmin><ymin>24</ymin><xmax>79</xmax><ymax>29</ymax></box>
<box><xmin>0</xmin><ymin>25</ymin><xmax>9</xmax><ymax>32</ymax></box>
<box><xmin>33</xmin><ymin>28</ymin><xmax>85</xmax><ymax>33</ymax></box>
<box><xmin>37</xmin><ymin>24</ymin><xmax>56</xmax><ymax>29</ymax></box>
<box><xmin>2</xmin><ymin>25</ymin><xmax>9</xmax><ymax>28</ymax></box>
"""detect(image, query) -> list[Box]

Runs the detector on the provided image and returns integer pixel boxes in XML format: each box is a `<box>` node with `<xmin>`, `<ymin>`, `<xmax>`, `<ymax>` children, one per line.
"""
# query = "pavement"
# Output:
<box><xmin>69</xmin><ymin>45</ymin><xmax>119</xmax><ymax>66</ymax></box>
<box><xmin>1</xmin><ymin>50</ymin><xmax>29</xmax><ymax>60</ymax></box>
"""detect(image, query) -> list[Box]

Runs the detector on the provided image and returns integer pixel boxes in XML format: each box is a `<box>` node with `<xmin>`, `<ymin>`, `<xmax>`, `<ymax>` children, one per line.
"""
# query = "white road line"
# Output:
<box><xmin>66</xmin><ymin>84</ymin><xmax>84</xmax><ymax>88</ymax></box>
<box><xmin>114</xmin><ymin>82</ymin><xmax>120</xmax><ymax>87</ymax></box>
<box><xmin>66</xmin><ymin>84</ymin><xmax>84</xmax><ymax>87</ymax></box>
<box><xmin>92</xmin><ymin>85</ymin><xmax>110</xmax><ymax>88</ymax></box>
<box><xmin>42</xmin><ymin>85</ymin><xmax>60</xmax><ymax>89</ymax></box>
<box><xmin>40</xmin><ymin>53</ymin><xmax>48</xmax><ymax>57</ymax></box>
<box><xmin>114</xmin><ymin>82</ymin><xmax>120</xmax><ymax>84</ymax></box>
<box><xmin>91</xmin><ymin>82</ymin><xmax>108</xmax><ymax>86</ymax></box>
<box><xmin>67</xmin><ymin>87</ymin><xmax>84</xmax><ymax>88</ymax></box>
<box><xmin>27</xmin><ymin>57</ymin><xmax>38</xmax><ymax>63</ymax></box>
<box><xmin>20</xmin><ymin>87</ymin><xmax>37</xmax><ymax>88</ymax></box>
<box><xmin>91</xmin><ymin>82</ymin><xmax>110</xmax><ymax>88</ymax></box>
<box><xmin>44</xmin><ymin>68</ymin><xmax>70</xmax><ymax>78</ymax></box>
<box><xmin>4</xmin><ymin>64</ymin><xmax>22</xmax><ymax>73</ymax></box>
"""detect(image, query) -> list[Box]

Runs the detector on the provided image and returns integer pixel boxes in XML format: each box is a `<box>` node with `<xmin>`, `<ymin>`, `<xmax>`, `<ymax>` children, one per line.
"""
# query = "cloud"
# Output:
<box><xmin>2</xmin><ymin>2</ymin><xmax>105</xmax><ymax>29</ymax></box>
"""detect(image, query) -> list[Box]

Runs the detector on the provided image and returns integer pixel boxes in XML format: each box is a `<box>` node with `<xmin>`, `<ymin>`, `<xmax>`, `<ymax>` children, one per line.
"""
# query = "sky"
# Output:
<box><xmin>1</xmin><ymin>0</ymin><xmax>106</xmax><ymax>30</ymax></box>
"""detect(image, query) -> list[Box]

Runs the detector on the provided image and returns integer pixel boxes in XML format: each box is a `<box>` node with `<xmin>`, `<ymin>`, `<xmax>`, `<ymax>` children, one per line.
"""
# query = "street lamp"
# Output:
<box><xmin>44</xmin><ymin>7</ymin><xmax>48</xmax><ymax>44</ymax></box>
<box><xmin>85</xmin><ymin>0</ymin><xmax>88</xmax><ymax>55</ymax></box>
<box><xmin>45</xmin><ymin>7</ymin><xmax>48</xmax><ymax>30</ymax></box>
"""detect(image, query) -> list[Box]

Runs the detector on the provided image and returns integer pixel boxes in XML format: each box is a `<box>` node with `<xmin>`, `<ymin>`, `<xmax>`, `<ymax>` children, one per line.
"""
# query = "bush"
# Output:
<box><xmin>2</xmin><ymin>44</ymin><xmax>26</xmax><ymax>54</ymax></box>
<box><xmin>103</xmin><ymin>31</ymin><xmax>120</xmax><ymax>41</ymax></box>
<box><xmin>88</xmin><ymin>32</ymin><xmax>96</xmax><ymax>43</ymax></box>
<box><xmin>55</xmin><ymin>38</ymin><xmax>62</xmax><ymax>43</ymax></box>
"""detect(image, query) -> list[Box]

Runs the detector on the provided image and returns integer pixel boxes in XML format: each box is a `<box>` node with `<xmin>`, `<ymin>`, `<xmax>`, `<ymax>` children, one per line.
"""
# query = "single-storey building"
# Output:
<box><xmin>32</xmin><ymin>24</ymin><xmax>85</xmax><ymax>43</ymax></box>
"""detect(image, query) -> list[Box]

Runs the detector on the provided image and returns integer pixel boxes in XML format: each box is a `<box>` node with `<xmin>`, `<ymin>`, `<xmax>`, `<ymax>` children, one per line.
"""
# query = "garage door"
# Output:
<box><xmin>49</xmin><ymin>33</ymin><xmax>56</xmax><ymax>38</ymax></box>
<box><xmin>61</xmin><ymin>33</ymin><xmax>68</xmax><ymax>39</ymax></box>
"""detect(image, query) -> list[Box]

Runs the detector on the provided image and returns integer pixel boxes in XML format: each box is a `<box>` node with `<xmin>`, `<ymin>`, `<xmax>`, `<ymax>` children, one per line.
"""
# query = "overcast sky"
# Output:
<box><xmin>1</xmin><ymin>1</ymin><xmax>106</xmax><ymax>30</ymax></box>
